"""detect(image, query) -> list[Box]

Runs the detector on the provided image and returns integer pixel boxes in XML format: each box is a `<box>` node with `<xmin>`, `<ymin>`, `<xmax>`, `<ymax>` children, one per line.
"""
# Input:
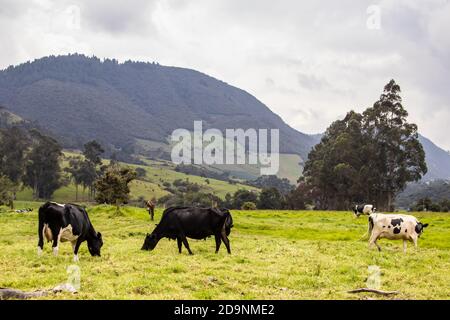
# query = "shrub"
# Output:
<box><xmin>241</xmin><ymin>202</ymin><xmax>257</xmax><ymax>210</ymax></box>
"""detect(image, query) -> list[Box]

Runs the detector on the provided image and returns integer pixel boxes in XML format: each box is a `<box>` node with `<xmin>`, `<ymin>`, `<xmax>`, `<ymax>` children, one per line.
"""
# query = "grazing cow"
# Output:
<box><xmin>38</xmin><ymin>202</ymin><xmax>103</xmax><ymax>262</ymax></box>
<box><xmin>141</xmin><ymin>207</ymin><xmax>233</xmax><ymax>254</ymax></box>
<box><xmin>368</xmin><ymin>213</ymin><xmax>429</xmax><ymax>252</ymax></box>
<box><xmin>145</xmin><ymin>200</ymin><xmax>155</xmax><ymax>221</ymax></box>
<box><xmin>353</xmin><ymin>204</ymin><xmax>376</xmax><ymax>217</ymax></box>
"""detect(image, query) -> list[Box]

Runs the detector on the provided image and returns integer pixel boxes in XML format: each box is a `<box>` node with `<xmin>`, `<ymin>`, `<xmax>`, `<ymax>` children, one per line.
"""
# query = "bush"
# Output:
<box><xmin>241</xmin><ymin>202</ymin><xmax>257</xmax><ymax>210</ymax></box>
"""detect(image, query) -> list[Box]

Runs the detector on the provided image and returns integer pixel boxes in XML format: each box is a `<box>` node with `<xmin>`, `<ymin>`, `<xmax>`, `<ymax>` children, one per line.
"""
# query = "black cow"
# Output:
<box><xmin>37</xmin><ymin>202</ymin><xmax>103</xmax><ymax>262</ymax></box>
<box><xmin>141</xmin><ymin>207</ymin><xmax>233</xmax><ymax>255</ymax></box>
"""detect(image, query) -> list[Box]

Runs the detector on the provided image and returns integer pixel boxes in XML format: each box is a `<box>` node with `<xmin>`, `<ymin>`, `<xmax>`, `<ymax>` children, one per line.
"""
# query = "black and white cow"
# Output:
<box><xmin>353</xmin><ymin>204</ymin><xmax>376</xmax><ymax>217</ymax></box>
<box><xmin>141</xmin><ymin>207</ymin><xmax>233</xmax><ymax>255</ymax></box>
<box><xmin>38</xmin><ymin>202</ymin><xmax>103</xmax><ymax>261</ymax></box>
<box><xmin>368</xmin><ymin>213</ymin><xmax>429</xmax><ymax>252</ymax></box>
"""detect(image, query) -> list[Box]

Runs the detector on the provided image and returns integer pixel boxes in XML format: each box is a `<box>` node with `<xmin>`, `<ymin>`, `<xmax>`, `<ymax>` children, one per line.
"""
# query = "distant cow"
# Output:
<box><xmin>38</xmin><ymin>202</ymin><xmax>103</xmax><ymax>262</ymax></box>
<box><xmin>368</xmin><ymin>213</ymin><xmax>429</xmax><ymax>252</ymax></box>
<box><xmin>353</xmin><ymin>204</ymin><xmax>376</xmax><ymax>217</ymax></box>
<box><xmin>141</xmin><ymin>207</ymin><xmax>233</xmax><ymax>254</ymax></box>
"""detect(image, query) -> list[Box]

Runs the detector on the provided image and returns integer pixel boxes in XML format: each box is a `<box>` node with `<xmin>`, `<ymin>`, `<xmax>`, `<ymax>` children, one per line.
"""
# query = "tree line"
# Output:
<box><xmin>0</xmin><ymin>127</ymin><xmax>137</xmax><ymax>210</ymax></box>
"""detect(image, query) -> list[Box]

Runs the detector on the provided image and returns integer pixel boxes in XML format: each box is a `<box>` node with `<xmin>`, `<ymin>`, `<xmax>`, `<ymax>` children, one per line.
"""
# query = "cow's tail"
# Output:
<box><xmin>356</xmin><ymin>214</ymin><xmax>374</xmax><ymax>241</ymax></box>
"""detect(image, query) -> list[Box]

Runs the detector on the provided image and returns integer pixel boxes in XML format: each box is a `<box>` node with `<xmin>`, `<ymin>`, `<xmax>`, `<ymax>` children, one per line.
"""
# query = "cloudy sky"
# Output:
<box><xmin>1</xmin><ymin>0</ymin><xmax>449</xmax><ymax>150</ymax></box>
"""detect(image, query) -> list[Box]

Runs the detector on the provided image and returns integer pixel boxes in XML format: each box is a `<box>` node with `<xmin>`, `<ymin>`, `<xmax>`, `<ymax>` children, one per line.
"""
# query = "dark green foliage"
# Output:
<box><xmin>135</xmin><ymin>167</ymin><xmax>146</xmax><ymax>178</ymax></box>
<box><xmin>83</xmin><ymin>140</ymin><xmax>104</xmax><ymax>166</ymax></box>
<box><xmin>23</xmin><ymin>130</ymin><xmax>62</xmax><ymax>199</ymax></box>
<box><xmin>411</xmin><ymin>197</ymin><xmax>450</xmax><ymax>212</ymax></box>
<box><xmin>303</xmin><ymin>80</ymin><xmax>427</xmax><ymax>211</ymax></box>
<box><xmin>232</xmin><ymin>189</ymin><xmax>258</xmax><ymax>209</ymax></box>
<box><xmin>241</xmin><ymin>202</ymin><xmax>257</xmax><ymax>210</ymax></box>
<box><xmin>248</xmin><ymin>175</ymin><xmax>294</xmax><ymax>195</ymax></box>
<box><xmin>0</xmin><ymin>127</ymin><xmax>29</xmax><ymax>184</ymax></box>
<box><xmin>94</xmin><ymin>164</ymin><xmax>137</xmax><ymax>208</ymax></box>
<box><xmin>0</xmin><ymin>175</ymin><xmax>17</xmax><ymax>208</ymax></box>
<box><xmin>258</xmin><ymin>187</ymin><xmax>285</xmax><ymax>209</ymax></box>
<box><xmin>396</xmin><ymin>180</ymin><xmax>450</xmax><ymax>209</ymax></box>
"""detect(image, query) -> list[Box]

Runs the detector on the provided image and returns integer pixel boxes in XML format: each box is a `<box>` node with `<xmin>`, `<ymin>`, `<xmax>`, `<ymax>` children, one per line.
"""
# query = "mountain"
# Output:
<box><xmin>0</xmin><ymin>54</ymin><xmax>317</xmax><ymax>160</ymax></box>
<box><xmin>418</xmin><ymin>135</ymin><xmax>450</xmax><ymax>181</ymax></box>
<box><xmin>396</xmin><ymin>180</ymin><xmax>450</xmax><ymax>209</ymax></box>
<box><xmin>1</xmin><ymin>54</ymin><xmax>450</xmax><ymax>183</ymax></box>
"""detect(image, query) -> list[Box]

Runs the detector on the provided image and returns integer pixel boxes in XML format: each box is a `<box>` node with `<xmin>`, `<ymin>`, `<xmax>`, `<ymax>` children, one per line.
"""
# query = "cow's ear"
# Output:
<box><xmin>423</xmin><ymin>223</ymin><xmax>429</xmax><ymax>228</ymax></box>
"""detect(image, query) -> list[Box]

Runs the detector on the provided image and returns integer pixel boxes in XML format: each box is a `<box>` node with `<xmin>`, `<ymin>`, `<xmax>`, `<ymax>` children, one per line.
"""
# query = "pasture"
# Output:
<box><xmin>0</xmin><ymin>202</ymin><xmax>449</xmax><ymax>300</ymax></box>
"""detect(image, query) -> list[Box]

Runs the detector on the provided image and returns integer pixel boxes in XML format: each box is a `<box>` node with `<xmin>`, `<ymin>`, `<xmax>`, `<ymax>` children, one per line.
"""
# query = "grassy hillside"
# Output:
<box><xmin>0</xmin><ymin>202</ymin><xmax>448</xmax><ymax>300</ymax></box>
<box><xmin>15</xmin><ymin>151</ymin><xmax>259</xmax><ymax>203</ymax></box>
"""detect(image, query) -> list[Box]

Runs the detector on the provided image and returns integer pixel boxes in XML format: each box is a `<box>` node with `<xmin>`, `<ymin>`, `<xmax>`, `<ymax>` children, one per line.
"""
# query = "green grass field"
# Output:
<box><xmin>1</xmin><ymin>202</ymin><xmax>449</xmax><ymax>300</ymax></box>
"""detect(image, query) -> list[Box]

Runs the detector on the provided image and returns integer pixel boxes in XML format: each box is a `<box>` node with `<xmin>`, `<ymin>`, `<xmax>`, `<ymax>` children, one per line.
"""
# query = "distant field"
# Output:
<box><xmin>15</xmin><ymin>151</ymin><xmax>259</xmax><ymax>203</ymax></box>
<box><xmin>1</xmin><ymin>202</ymin><xmax>449</xmax><ymax>300</ymax></box>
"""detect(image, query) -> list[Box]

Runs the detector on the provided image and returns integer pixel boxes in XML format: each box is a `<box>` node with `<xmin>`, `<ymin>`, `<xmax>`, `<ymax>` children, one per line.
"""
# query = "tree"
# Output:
<box><xmin>23</xmin><ymin>130</ymin><xmax>62</xmax><ymax>199</ymax></box>
<box><xmin>232</xmin><ymin>189</ymin><xmax>258</xmax><ymax>209</ymax></box>
<box><xmin>248</xmin><ymin>175</ymin><xmax>294</xmax><ymax>195</ymax></box>
<box><xmin>135</xmin><ymin>167</ymin><xmax>146</xmax><ymax>178</ymax></box>
<box><xmin>0</xmin><ymin>127</ymin><xmax>30</xmax><ymax>208</ymax></box>
<box><xmin>0</xmin><ymin>175</ymin><xmax>18</xmax><ymax>209</ymax></box>
<box><xmin>241</xmin><ymin>202</ymin><xmax>257</xmax><ymax>210</ymax></box>
<box><xmin>81</xmin><ymin>140</ymin><xmax>105</xmax><ymax>200</ymax></box>
<box><xmin>94</xmin><ymin>165</ymin><xmax>137</xmax><ymax>212</ymax></box>
<box><xmin>258</xmin><ymin>187</ymin><xmax>284</xmax><ymax>209</ymax></box>
<box><xmin>83</xmin><ymin>140</ymin><xmax>104</xmax><ymax>166</ymax></box>
<box><xmin>303</xmin><ymin>80</ymin><xmax>427</xmax><ymax>211</ymax></box>
<box><xmin>64</xmin><ymin>157</ymin><xmax>84</xmax><ymax>201</ymax></box>
<box><xmin>362</xmin><ymin>80</ymin><xmax>427</xmax><ymax>210</ymax></box>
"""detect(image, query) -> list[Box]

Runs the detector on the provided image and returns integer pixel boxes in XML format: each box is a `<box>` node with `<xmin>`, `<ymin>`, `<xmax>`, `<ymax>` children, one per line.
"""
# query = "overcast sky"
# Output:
<box><xmin>1</xmin><ymin>0</ymin><xmax>449</xmax><ymax>150</ymax></box>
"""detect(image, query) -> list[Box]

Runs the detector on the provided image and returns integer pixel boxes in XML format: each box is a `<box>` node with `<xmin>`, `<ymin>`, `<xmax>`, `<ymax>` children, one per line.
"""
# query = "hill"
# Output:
<box><xmin>396</xmin><ymin>180</ymin><xmax>450</xmax><ymax>209</ymax></box>
<box><xmin>0</xmin><ymin>54</ymin><xmax>318</xmax><ymax>160</ymax></box>
<box><xmin>418</xmin><ymin>135</ymin><xmax>450</xmax><ymax>181</ymax></box>
<box><xmin>1</xmin><ymin>54</ymin><xmax>450</xmax><ymax>183</ymax></box>
<box><xmin>15</xmin><ymin>151</ymin><xmax>259</xmax><ymax>203</ymax></box>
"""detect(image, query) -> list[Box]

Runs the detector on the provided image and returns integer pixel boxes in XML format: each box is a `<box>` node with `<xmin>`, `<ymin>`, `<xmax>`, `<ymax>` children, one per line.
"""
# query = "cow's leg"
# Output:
<box><xmin>181</xmin><ymin>235</ymin><xmax>193</xmax><ymax>255</ymax></box>
<box><xmin>177</xmin><ymin>237</ymin><xmax>183</xmax><ymax>253</ymax></box>
<box><xmin>150</xmin><ymin>208</ymin><xmax>154</xmax><ymax>221</ymax></box>
<box><xmin>37</xmin><ymin>220</ymin><xmax>44</xmax><ymax>257</ymax></box>
<box><xmin>412</xmin><ymin>236</ymin><xmax>418</xmax><ymax>250</ymax></box>
<box><xmin>368</xmin><ymin>232</ymin><xmax>381</xmax><ymax>251</ymax></box>
<box><xmin>403</xmin><ymin>240</ymin><xmax>407</xmax><ymax>253</ymax></box>
<box><xmin>52</xmin><ymin>227</ymin><xmax>62</xmax><ymax>256</ymax></box>
<box><xmin>72</xmin><ymin>238</ymin><xmax>83</xmax><ymax>262</ymax></box>
<box><xmin>214</xmin><ymin>234</ymin><xmax>222</xmax><ymax>253</ymax></box>
<box><xmin>220</xmin><ymin>230</ymin><xmax>231</xmax><ymax>254</ymax></box>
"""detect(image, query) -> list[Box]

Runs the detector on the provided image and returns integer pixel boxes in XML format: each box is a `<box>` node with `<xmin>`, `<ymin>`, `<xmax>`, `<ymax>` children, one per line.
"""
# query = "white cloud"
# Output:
<box><xmin>0</xmin><ymin>0</ymin><xmax>449</xmax><ymax>150</ymax></box>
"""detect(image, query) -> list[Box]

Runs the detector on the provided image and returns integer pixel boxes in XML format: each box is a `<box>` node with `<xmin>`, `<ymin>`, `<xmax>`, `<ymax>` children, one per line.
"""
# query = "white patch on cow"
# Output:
<box><xmin>53</xmin><ymin>246</ymin><xmax>59</xmax><ymax>256</ymax></box>
<box><xmin>59</xmin><ymin>224</ymin><xmax>79</xmax><ymax>243</ymax></box>
<box><xmin>51</xmin><ymin>202</ymin><xmax>65</xmax><ymax>207</ymax></box>
<box><xmin>37</xmin><ymin>246</ymin><xmax>43</xmax><ymax>257</ymax></box>
<box><xmin>73</xmin><ymin>254</ymin><xmax>79</xmax><ymax>262</ymax></box>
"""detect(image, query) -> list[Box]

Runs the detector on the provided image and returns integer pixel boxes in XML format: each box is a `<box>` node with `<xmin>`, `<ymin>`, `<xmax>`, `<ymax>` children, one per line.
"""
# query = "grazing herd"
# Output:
<box><xmin>35</xmin><ymin>201</ymin><xmax>429</xmax><ymax>261</ymax></box>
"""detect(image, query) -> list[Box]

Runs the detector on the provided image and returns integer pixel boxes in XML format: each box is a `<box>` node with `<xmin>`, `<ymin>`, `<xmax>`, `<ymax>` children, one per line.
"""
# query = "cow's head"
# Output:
<box><xmin>141</xmin><ymin>233</ymin><xmax>159</xmax><ymax>251</ymax></box>
<box><xmin>353</xmin><ymin>205</ymin><xmax>361</xmax><ymax>218</ymax></box>
<box><xmin>88</xmin><ymin>232</ymin><xmax>103</xmax><ymax>256</ymax></box>
<box><xmin>415</xmin><ymin>222</ymin><xmax>429</xmax><ymax>237</ymax></box>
